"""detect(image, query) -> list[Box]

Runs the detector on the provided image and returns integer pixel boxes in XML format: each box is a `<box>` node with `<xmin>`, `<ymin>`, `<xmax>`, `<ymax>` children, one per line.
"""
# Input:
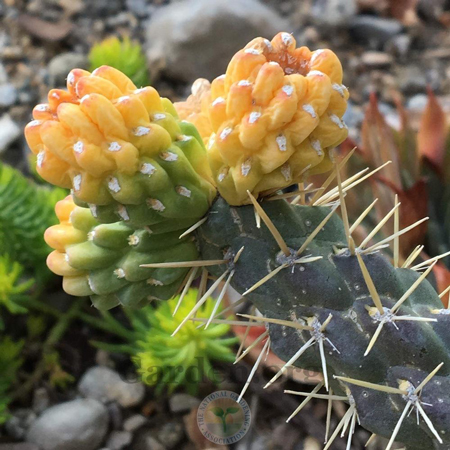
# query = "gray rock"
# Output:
<box><xmin>0</xmin><ymin>114</ymin><xmax>21</xmax><ymax>153</ymax></box>
<box><xmin>360</xmin><ymin>51</ymin><xmax>393</xmax><ymax>68</ymax></box>
<box><xmin>126</xmin><ymin>0</ymin><xmax>150</xmax><ymax>17</ymax></box>
<box><xmin>168</xmin><ymin>393</ymin><xmax>200</xmax><ymax>413</ymax></box>
<box><xmin>396</xmin><ymin>65</ymin><xmax>428</xmax><ymax>95</ymax></box>
<box><xmin>0</xmin><ymin>444</ymin><xmax>39</xmax><ymax>450</ymax></box>
<box><xmin>349</xmin><ymin>15</ymin><xmax>403</xmax><ymax>50</ymax></box>
<box><xmin>311</xmin><ymin>0</ymin><xmax>357</xmax><ymax>27</ymax></box>
<box><xmin>0</xmin><ymin>84</ymin><xmax>17</xmax><ymax>107</ymax></box>
<box><xmin>123</xmin><ymin>414</ymin><xmax>148</xmax><ymax>432</ymax></box>
<box><xmin>82</xmin><ymin>0</ymin><xmax>123</xmax><ymax>16</ymax></box>
<box><xmin>156</xmin><ymin>422</ymin><xmax>184</xmax><ymax>449</ymax></box>
<box><xmin>48</xmin><ymin>52</ymin><xmax>88</xmax><ymax>87</ymax></box>
<box><xmin>26</xmin><ymin>399</ymin><xmax>108</xmax><ymax>450</ymax></box>
<box><xmin>78</xmin><ymin>366</ymin><xmax>145</xmax><ymax>408</ymax></box>
<box><xmin>145</xmin><ymin>0</ymin><xmax>289</xmax><ymax>83</ymax></box>
<box><xmin>134</xmin><ymin>431</ymin><xmax>166</xmax><ymax>450</ymax></box>
<box><xmin>32</xmin><ymin>387</ymin><xmax>50</xmax><ymax>414</ymax></box>
<box><xmin>106</xmin><ymin>431</ymin><xmax>133</xmax><ymax>450</ymax></box>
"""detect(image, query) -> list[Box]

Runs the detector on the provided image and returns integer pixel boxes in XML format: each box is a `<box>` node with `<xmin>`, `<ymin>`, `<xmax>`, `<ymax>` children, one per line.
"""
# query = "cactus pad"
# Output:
<box><xmin>45</xmin><ymin>196</ymin><xmax>198</xmax><ymax>309</ymax></box>
<box><xmin>176</xmin><ymin>32</ymin><xmax>349</xmax><ymax>205</ymax></box>
<box><xmin>25</xmin><ymin>66</ymin><xmax>216</xmax><ymax>228</ymax></box>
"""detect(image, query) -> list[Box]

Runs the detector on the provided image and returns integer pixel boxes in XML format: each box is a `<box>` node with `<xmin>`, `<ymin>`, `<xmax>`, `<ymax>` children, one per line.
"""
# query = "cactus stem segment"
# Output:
<box><xmin>178</xmin><ymin>216</ymin><xmax>208</xmax><ymax>239</ymax></box>
<box><xmin>238</xmin><ymin>336</ymin><xmax>271</xmax><ymax>402</ymax></box>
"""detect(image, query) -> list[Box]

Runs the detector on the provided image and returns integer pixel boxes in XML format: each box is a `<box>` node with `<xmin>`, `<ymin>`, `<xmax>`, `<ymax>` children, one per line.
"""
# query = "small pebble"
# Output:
<box><xmin>106</xmin><ymin>431</ymin><xmax>133</xmax><ymax>450</ymax></box>
<box><xmin>123</xmin><ymin>414</ymin><xmax>148</xmax><ymax>432</ymax></box>
<box><xmin>169</xmin><ymin>393</ymin><xmax>200</xmax><ymax>414</ymax></box>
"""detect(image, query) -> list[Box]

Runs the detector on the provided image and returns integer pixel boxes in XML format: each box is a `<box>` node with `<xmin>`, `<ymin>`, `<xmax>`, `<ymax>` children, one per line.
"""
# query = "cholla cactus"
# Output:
<box><xmin>31</xmin><ymin>35</ymin><xmax>450</xmax><ymax>449</ymax></box>
<box><xmin>45</xmin><ymin>196</ymin><xmax>198</xmax><ymax>309</ymax></box>
<box><xmin>25</xmin><ymin>66</ymin><xmax>216</xmax><ymax>228</ymax></box>
<box><xmin>176</xmin><ymin>32</ymin><xmax>348</xmax><ymax>205</ymax></box>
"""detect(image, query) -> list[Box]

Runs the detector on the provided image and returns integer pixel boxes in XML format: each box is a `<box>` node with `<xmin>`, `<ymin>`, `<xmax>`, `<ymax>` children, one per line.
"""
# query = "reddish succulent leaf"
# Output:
<box><xmin>417</xmin><ymin>88</ymin><xmax>447</xmax><ymax>175</ymax></box>
<box><xmin>375</xmin><ymin>177</ymin><xmax>428</xmax><ymax>255</ymax></box>
<box><xmin>432</xmin><ymin>262</ymin><xmax>450</xmax><ymax>306</ymax></box>
<box><xmin>361</xmin><ymin>93</ymin><xmax>402</xmax><ymax>190</ymax></box>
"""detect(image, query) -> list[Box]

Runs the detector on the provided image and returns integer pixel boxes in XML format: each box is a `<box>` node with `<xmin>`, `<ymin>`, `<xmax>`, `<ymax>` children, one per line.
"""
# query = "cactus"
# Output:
<box><xmin>31</xmin><ymin>33</ymin><xmax>450</xmax><ymax>449</ymax></box>
<box><xmin>25</xmin><ymin>66</ymin><xmax>216</xmax><ymax>229</ymax></box>
<box><xmin>45</xmin><ymin>196</ymin><xmax>199</xmax><ymax>309</ymax></box>
<box><xmin>176</xmin><ymin>32</ymin><xmax>348</xmax><ymax>205</ymax></box>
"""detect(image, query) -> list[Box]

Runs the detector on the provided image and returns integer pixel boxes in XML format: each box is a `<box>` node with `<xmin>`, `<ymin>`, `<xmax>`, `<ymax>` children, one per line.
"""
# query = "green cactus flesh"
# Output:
<box><xmin>196</xmin><ymin>197</ymin><xmax>450</xmax><ymax>450</ymax></box>
<box><xmin>65</xmin><ymin>206</ymin><xmax>199</xmax><ymax>309</ymax></box>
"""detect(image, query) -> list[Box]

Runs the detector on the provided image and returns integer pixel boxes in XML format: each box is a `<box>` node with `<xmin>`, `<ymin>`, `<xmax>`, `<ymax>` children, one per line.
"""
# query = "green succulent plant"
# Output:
<box><xmin>0</xmin><ymin>162</ymin><xmax>66</xmax><ymax>283</ymax></box>
<box><xmin>88</xmin><ymin>36</ymin><xmax>150</xmax><ymax>87</ymax></box>
<box><xmin>0</xmin><ymin>337</ymin><xmax>24</xmax><ymax>424</ymax></box>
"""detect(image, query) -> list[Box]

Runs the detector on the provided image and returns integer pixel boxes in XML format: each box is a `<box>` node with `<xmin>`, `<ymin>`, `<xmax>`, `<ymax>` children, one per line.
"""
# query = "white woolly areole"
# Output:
<box><xmin>276</xmin><ymin>134</ymin><xmax>287</xmax><ymax>151</ymax></box>
<box><xmin>208</xmin><ymin>134</ymin><xmax>216</xmax><ymax>150</ymax></box>
<box><xmin>282</xmin><ymin>85</ymin><xmax>294</xmax><ymax>96</ymax></box>
<box><xmin>244</xmin><ymin>48</ymin><xmax>260</xmax><ymax>55</ymax></box>
<box><xmin>88</xmin><ymin>204</ymin><xmax>98</xmax><ymax>217</ymax></box>
<box><xmin>134</xmin><ymin>126</ymin><xmax>150</xmax><ymax>136</ymax></box>
<box><xmin>114</xmin><ymin>268</ymin><xmax>126</xmax><ymax>279</ymax></box>
<box><xmin>311</xmin><ymin>139</ymin><xmax>323</xmax><ymax>155</ymax></box>
<box><xmin>117</xmin><ymin>205</ymin><xmax>130</xmax><ymax>221</ymax></box>
<box><xmin>303</xmin><ymin>104</ymin><xmax>317</xmax><ymax>118</ymax></box>
<box><xmin>329</xmin><ymin>114</ymin><xmax>346</xmax><ymax>129</ymax></box>
<box><xmin>308</xmin><ymin>70</ymin><xmax>325</xmax><ymax>77</ymax></box>
<box><xmin>281</xmin><ymin>163</ymin><xmax>291</xmax><ymax>181</ymax></box>
<box><xmin>249</xmin><ymin>112</ymin><xmax>261</xmax><ymax>124</ymax></box>
<box><xmin>37</xmin><ymin>151</ymin><xmax>45</xmax><ymax>168</ymax></box>
<box><xmin>147</xmin><ymin>198</ymin><xmax>165</xmax><ymax>212</ymax></box>
<box><xmin>160</xmin><ymin>151</ymin><xmax>178</xmax><ymax>161</ymax></box>
<box><xmin>332</xmin><ymin>83</ymin><xmax>346</xmax><ymax>98</ymax></box>
<box><xmin>218</xmin><ymin>167</ymin><xmax>228</xmax><ymax>182</ymax></box>
<box><xmin>212</xmin><ymin>97</ymin><xmax>225</xmax><ymax>106</ymax></box>
<box><xmin>117</xmin><ymin>96</ymin><xmax>130</xmax><ymax>103</ymax></box>
<box><xmin>153</xmin><ymin>113</ymin><xmax>166</xmax><ymax>120</ymax></box>
<box><xmin>311</xmin><ymin>49</ymin><xmax>325</xmax><ymax>64</ymax></box>
<box><xmin>128</xmin><ymin>234</ymin><xmax>140</xmax><ymax>246</ymax></box>
<box><xmin>73</xmin><ymin>174</ymin><xmax>82</xmax><ymax>191</ymax></box>
<box><xmin>220</xmin><ymin>127</ymin><xmax>233</xmax><ymax>140</ymax></box>
<box><xmin>238</xmin><ymin>80</ymin><xmax>252</xmax><ymax>87</ymax></box>
<box><xmin>67</xmin><ymin>72</ymin><xmax>75</xmax><ymax>86</ymax></box>
<box><xmin>73</xmin><ymin>141</ymin><xmax>84</xmax><ymax>154</ymax></box>
<box><xmin>108</xmin><ymin>142</ymin><xmax>121</xmax><ymax>152</ymax></box>
<box><xmin>29</xmin><ymin>120</ymin><xmax>42</xmax><ymax>127</ymax></box>
<box><xmin>35</xmin><ymin>104</ymin><xmax>49</xmax><ymax>112</ymax></box>
<box><xmin>140</xmin><ymin>163</ymin><xmax>156</xmax><ymax>175</ymax></box>
<box><xmin>264</xmin><ymin>38</ymin><xmax>273</xmax><ymax>51</ymax></box>
<box><xmin>241</xmin><ymin>160</ymin><xmax>251</xmax><ymax>177</ymax></box>
<box><xmin>108</xmin><ymin>177</ymin><xmax>121</xmax><ymax>193</ymax></box>
<box><xmin>178</xmin><ymin>135</ymin><xmax>192</xmax><ymax>142</ymax></box>
<box><xmin>176</xmin><ymin>186</ymin><xmax>192</xmax><ymax>198</ymax></box>
<box><xmin>281</xmin><ymin>32</ymin><xmax>294</xmax><ymax>46</ymax></box>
